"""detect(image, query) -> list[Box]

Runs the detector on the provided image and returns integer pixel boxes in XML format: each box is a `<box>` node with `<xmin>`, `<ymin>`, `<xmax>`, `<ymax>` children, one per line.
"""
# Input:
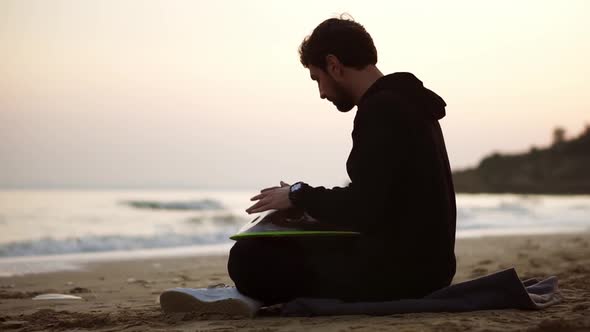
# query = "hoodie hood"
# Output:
<box><xmin>360</xmin><ymin>72</ymin><xmax>447</xmax><ymax>120</ymax></box>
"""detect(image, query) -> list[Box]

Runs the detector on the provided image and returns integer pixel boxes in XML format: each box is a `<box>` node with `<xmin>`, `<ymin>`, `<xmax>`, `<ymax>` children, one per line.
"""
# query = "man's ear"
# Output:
<box><xmin>325</xmin><ymin>54</ymin><xmax>342</xmax><ymax>78</ymax></box>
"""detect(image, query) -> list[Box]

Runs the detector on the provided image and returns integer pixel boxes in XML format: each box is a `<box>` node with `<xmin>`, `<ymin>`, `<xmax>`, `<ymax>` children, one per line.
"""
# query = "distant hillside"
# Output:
<box><xmin>453</xmin><ymin>126</ymin><xmax>590</xmax><ymax>194</ymax></box>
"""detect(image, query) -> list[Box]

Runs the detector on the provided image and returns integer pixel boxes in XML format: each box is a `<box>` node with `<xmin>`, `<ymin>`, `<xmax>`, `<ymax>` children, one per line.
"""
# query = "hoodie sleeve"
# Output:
<box><xmin>292</xmin><ymin>92</ymin><xmax>412</xmax><ymax>233</ymax></box>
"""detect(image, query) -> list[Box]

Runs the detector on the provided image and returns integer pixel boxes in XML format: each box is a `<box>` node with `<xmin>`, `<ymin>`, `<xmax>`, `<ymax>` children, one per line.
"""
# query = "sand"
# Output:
<box><xmin>1</xmin><ymin>233</ymin><xmax>590</xmax><ymax>332</ymax></box>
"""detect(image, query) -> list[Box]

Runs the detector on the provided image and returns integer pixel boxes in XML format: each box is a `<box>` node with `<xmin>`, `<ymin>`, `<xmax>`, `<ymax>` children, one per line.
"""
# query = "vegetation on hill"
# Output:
<box><xmin>453</xmin><ymin>126</ymin><xmax>590</xmax><ymax>194</ymax></box>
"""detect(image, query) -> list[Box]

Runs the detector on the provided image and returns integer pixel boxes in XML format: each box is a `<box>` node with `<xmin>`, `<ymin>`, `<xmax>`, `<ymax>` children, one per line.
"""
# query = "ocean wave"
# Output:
<box><xmin>571</xmin><ymin>204</ymin><xmax>590</xmax><ymax>211</ymax></box>
<box><xmin>185</xmin><ymin>214</ymin><xmax>246</xmax><ymax>225</ymax></box>
<box><xmin>458</xmin><ymin>202</ymin><xmax>533</xmax><ymax>217</ymax></box>
<box><xmin>121</xmin><ymin>199</ymin><xmax>225</xmax><ymax>211</ymax></box>
<box><xmin>0</xmin><ymin>232</ymin><xmax>235</xmax><ymax>257</ymax></box>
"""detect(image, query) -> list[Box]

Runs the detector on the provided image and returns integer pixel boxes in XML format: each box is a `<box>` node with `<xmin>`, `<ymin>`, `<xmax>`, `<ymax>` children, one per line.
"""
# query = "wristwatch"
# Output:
<box><xmin>289</xmin><ymin>181</ymin><xmax>309</xmax><ymax>206</ymax></box>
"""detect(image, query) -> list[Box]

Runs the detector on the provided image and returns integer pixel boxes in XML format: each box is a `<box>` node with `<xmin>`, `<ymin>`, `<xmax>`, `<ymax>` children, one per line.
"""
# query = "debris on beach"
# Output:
<box><xmin>32</xmin><ymin>293</ymin><xmax>83</xmax><ymax>300</ymax></box>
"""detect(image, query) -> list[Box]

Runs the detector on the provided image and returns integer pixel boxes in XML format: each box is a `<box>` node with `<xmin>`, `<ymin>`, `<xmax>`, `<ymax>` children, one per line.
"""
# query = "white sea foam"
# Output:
<box><xmin>0</xmin><ymin>232</ymin><xmax>235</xmax><ymax>257</ymax></box>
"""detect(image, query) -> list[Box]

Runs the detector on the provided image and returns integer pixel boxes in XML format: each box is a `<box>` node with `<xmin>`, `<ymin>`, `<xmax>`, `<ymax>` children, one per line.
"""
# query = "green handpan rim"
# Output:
<box><xmin>230</xmin><ymin>231</ymin><xmax>361</xmax><ymax>241</ymax></box>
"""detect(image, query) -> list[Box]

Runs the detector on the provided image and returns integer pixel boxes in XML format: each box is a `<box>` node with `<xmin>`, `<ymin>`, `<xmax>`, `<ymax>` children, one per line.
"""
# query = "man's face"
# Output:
<box><xmin>308</xmin><ymin>65</ymin><xmax>355</xmax><ymax>113</ymax></box>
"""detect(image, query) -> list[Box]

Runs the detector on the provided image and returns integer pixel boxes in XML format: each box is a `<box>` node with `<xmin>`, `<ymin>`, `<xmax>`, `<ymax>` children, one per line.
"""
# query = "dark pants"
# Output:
<box><xmin>227</xmin><ymin>237</ymin><xmax>366</xmax><ymax>306</ymax></box>
<box><xmin>228</xmin><ymin>237</ymin><xmax>454</xmax><ymax>306</ymax></box>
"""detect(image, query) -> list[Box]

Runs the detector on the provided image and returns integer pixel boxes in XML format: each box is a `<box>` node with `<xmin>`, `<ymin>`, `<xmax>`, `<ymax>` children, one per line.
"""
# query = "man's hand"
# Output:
<box><xmin>246</xmin><ymin>181</ymin><xmax>293</xmax><ymax>214</ymax></box>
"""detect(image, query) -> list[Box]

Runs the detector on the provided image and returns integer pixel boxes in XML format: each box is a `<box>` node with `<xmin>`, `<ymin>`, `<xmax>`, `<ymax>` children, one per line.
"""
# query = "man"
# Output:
<box><xmin>230</xmin><ymin>16</ymin><xmax>456</xmax><ymax>306</ymax></box>
<box><xmin>161</xmin><ymin>16</ymin><xmax>456</xmax><ymax>316</ymax></box>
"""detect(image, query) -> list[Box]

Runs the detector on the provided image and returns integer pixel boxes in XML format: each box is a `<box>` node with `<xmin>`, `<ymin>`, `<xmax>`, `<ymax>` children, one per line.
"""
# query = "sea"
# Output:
<box><xmin>1</xmin><ymin>189</ymin><xmax>589</xmax><ymax>276</ymax></box>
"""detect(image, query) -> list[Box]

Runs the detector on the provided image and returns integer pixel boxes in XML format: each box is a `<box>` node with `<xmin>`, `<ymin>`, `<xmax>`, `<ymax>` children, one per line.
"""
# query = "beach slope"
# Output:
<box><xmin>1</xmin><ymin>233</ymin><xmax>589</xmax><ymax>332</ymax></box>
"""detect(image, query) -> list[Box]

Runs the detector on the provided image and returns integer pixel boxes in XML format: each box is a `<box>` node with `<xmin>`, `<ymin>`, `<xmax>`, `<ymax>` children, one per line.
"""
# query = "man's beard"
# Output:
<box><xmin>331</xmin><ymin>82</ymin><xmax>355</xmax><ymax>113</ymax></box>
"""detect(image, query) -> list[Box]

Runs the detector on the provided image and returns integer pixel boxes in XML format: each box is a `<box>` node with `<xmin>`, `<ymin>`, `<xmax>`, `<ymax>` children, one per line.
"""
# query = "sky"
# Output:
<box><xmin>1</xmin><ymin>0</ymin><xmax>589</xmax><ymax>190</ymax></box>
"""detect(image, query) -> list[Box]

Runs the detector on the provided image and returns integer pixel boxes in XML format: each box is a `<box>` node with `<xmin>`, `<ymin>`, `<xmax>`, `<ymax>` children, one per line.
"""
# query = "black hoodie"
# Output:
<box><xmin>294</xmin><ymin>72</ymin><xmax>456</xmax><ymax>297</ymax></box>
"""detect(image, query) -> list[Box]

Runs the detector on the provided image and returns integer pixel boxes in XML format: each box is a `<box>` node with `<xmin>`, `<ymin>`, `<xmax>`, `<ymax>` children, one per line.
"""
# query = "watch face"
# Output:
<box><xmin>291</xmin><ymin>183</ymin><xmax>302</xmax><ymax>192</ymax></box>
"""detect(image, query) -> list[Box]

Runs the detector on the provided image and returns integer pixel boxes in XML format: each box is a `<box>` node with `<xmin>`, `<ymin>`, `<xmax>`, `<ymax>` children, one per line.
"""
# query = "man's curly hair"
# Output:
<box><xmin>299</xmin><ymin>14</ymin><xmax>378</xmax><ymax>71</ymax></box>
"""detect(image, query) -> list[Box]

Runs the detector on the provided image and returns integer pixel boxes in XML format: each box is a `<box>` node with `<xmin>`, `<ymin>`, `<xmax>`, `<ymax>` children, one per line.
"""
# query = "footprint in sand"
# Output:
<box><xmin>529</xmin><ymin>258</ymin><xmax>543</xmax><ymax>268</ymax></box>
<box><xmin>471</xmin><ymin>267</ymin><xmax>488</xmax><ymax>277</ymax></box>
<box><xmin>69</xmin><ymin>287</ymin><xmax>91</xmax><ymax>294</ymax></box>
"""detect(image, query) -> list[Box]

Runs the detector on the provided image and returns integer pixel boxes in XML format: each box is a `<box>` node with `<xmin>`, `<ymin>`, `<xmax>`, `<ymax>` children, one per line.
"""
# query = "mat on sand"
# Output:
<box><xmin>281</xmin><ymin>268</ymin><xmax>562</xmax><ymax>316</ymax></box>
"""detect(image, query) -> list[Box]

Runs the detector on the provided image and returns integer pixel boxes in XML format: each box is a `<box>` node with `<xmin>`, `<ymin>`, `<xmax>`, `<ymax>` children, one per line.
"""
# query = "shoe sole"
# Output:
<box><xmin>159</xmin><ymin>290</ymin><xmax>254</xmax><ymax>317</ymax></box>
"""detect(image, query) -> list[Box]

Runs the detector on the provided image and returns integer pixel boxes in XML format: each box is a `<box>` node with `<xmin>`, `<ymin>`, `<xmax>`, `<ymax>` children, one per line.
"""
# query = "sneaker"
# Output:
<box><xmin>159</xmin><ymin>286</ymin><xmax>262</xmax><ymax>317</ymax></box>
